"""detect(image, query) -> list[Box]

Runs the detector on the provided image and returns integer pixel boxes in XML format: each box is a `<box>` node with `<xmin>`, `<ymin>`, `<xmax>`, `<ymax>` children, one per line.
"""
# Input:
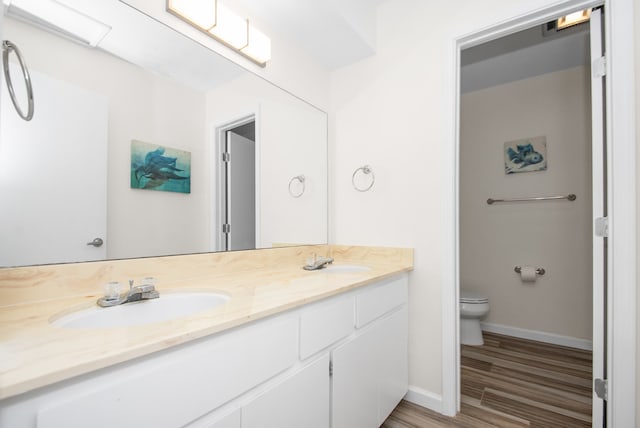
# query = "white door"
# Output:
<box><xmin>0</xmin><ymin>65</ymin><xmax>108</xmax><ymax>266</ymax></box>
<box><xmin>589</xmin><ymin>7</ymin><xmax>607</xmax><ymax>426</ymax></box>
<box><xmin>223</xmin><ymin>130</ymin><xmax>255</xmax><ymax>251</ymax></box>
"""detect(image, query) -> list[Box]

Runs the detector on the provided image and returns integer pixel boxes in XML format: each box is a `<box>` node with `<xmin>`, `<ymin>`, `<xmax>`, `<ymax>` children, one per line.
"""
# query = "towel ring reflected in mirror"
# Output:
<box><xmin>2</xmin><ymin>40</ymin><xmax>34</xmax><ymax>121</ymax></box>
<box><xmin>352</xmin><ymin>165</ymin><xmax>375</xmax><ymax>192</ymax></box>
<box><xmin>288</xmin><ymin>175</ymin><xmax>306</xmax><ymax>198</ymax></box>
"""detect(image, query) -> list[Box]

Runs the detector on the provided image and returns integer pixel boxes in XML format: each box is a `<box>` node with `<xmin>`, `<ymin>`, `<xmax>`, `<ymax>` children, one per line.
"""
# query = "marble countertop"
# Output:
<box><xmin>0</xmin><ymin>245</ymin><xmax>413</xmax><ymax>400</ymax></box>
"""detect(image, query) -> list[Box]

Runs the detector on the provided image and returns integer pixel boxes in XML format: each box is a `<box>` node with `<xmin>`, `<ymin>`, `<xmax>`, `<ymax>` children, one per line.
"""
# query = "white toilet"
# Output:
<box><xmin>460</xmin><ymin>290</ymin><xmax>490</xmax><ymax>346</ymax></box>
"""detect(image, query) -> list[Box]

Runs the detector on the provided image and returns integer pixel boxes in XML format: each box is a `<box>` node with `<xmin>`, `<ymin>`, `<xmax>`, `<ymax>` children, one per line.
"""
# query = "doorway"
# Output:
<box><xmin>456</xmin><ymin>5</ymin><xmax>605</xmax><ymax>426</ymax></box>
<box><xmin>215</xmin><ymin>116</ymin><xmax>257</xmax><ymax>252</ymax></box>
<box><xmin>443</xmin><ymin>0</ymin><xmax>635</xmax><ymax>425</ymax></box>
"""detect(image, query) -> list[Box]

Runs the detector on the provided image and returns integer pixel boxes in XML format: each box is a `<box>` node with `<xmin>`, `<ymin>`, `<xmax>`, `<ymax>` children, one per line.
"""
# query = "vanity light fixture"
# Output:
<box><xmin>208</xmin><ymin>2</ymin><xmax>248</xmax><ymax>49</ymax></box>
<box><xmin>241</xmin><ymin>25</ymin><xmax>271</xmax><ymax>65</ymax></box>
<box><xmin>2</xmin><ymin>0</ymin><xmax>111</xmax><ymax>47</ymax></box>
<box><xmin>556</xmin><ymin>9</ymin><xmax>591</xmax><ymax>30</ymax></box>
<box><xmin>166</xmin><ymin>0</ymin><xmax>271</xmax><ymax>67</ymax></box>
<box><xmin>165</xmin><ymin>0</ymin><xmax>217</xmax><ymax>30</ymax></box>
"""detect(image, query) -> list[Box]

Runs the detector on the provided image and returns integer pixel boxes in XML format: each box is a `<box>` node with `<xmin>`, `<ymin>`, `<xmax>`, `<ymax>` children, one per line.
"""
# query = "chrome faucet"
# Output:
<box><xmin>97</xmin><ymin>279</ymin><xmax>160</xmax><ymax>307</ymax></box>
<box><xmin>303</xmin><ymin>254</ymin><xmax>334</xmax><ymax>271</ymax></box>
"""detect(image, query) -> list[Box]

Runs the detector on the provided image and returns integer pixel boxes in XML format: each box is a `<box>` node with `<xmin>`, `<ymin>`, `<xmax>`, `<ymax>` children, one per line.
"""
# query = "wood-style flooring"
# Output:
<box><xmin>382</xmin><ymin>332</ymin><xmax>593</xmax><ymax>427</ymax></box>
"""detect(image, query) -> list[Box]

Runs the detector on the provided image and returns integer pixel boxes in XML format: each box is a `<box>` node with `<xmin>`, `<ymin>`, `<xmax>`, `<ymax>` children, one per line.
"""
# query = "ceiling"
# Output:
<box><xmin>15</xmin><ymin>0</ymin><xmax>591</xmax><ymax>87</ymax></box>
<box><xmin>461</xmin><ymin>20</ymin><xmax>591</xmax><ymax>93</ymax></box>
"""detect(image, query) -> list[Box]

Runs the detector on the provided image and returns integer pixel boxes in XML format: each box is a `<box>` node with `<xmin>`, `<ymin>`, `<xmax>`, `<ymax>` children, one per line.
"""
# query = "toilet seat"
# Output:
<box><xmin>460</xmin><ymin>290</ymin><xmax>488</xmax><ymax>304</ymax></box>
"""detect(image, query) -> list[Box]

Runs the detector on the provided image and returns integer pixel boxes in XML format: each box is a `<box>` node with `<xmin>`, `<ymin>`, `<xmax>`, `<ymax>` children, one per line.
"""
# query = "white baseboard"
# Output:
<box><xmin>404</xmin><ymin>386</ymin><xmax>443</xmax><ymax>414</ymax></box>
<box><xmin>481</xmin><ymin>322</ymin><xmax>593</xmax><ymax>351</ymax></box>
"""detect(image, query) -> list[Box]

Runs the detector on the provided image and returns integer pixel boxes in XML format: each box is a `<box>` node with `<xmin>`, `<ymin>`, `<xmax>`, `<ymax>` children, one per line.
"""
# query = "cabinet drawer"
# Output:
<box><xmin>356</xmin><ymin>274</ymin><xmax>408</xmax><ymax>327</ymax></box>
<box><xmin>35</xmin><ymin>316</ymin><xmax>298</xmax><ymax>428</ymax></box>
<box><xmin>300</xmin><ymin>296</ymin><xmax>354</xmax><ymax>359</ymax></box>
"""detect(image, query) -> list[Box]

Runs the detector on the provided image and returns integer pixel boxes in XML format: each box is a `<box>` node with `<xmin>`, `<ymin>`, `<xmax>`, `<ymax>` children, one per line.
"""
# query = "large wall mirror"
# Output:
<box><xmin>0</xmin><ymin>0</ymin><xmax>328</xmax><ymax>267</ymax></box>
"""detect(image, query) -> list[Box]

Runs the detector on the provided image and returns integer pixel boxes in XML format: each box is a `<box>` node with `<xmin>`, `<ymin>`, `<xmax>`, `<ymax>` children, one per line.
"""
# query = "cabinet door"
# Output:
<box><xmin>331</xmin><ymin>306</ymin><xmax>408</xmax><ymax>428</ymax></box>
<box><xmin>331</xmin><ymin>324</ymin><xmax>379</xmax><ymax>428</ymax></box>
<box><xmin>242</xmin><ymin>355</ymin><xmax>330</xmax><ymax>428</ymax></box>
<box><xmin>378</xmin><ymin>306</ymin><xmax>408</xmax><ymax>422</ymax></box>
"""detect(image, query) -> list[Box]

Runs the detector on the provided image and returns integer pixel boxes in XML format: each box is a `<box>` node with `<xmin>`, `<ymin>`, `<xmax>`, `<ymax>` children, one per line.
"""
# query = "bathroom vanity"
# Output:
<box><xmin>0</xmin><ymin>245</ymin><xmax>412</xmax><ymax>428</ymax></box>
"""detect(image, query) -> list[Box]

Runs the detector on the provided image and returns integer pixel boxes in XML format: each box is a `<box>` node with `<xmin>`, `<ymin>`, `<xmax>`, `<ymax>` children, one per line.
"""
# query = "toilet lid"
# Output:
<box><xmin>460</xmin><ymin>290</ymin><xmax>489</xmax><ymax>304</ymax></box>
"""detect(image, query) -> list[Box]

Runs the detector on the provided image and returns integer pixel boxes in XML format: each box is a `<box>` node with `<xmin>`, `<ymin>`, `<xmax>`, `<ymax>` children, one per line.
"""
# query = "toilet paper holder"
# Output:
<box><xmin>514</xmin><ymin>266</ymin><xmax>545</xmax><ymax>276</ymax></box>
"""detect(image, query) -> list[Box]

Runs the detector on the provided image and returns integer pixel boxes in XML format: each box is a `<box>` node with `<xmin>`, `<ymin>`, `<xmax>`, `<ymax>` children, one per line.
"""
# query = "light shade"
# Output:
<box><xmin>208</xmin><ymin>3</ymin><xmax>248</xmax><ymax>49</ymax></box>
<box><xmin>165</xmin><ymin>0</ymin><xmax>270</xmax><ymax>67</ymax></box>
<box><xmin>241</xmin><ymin>24</ymin><xmax>271</xmax><ymax>64</ymax></box>
<box><xmin>557</xmin><ymin>9</ymin><xmax>591</xmax><ymax>30</ymax></box>
<box><xmin>4</xmin><ymin>0</ymin><xmax>111</xmax><ymax>47</ymax></box>
<box><xmin>167</xmin><ymin>0</ymin><xmax>217</xmax><ymax>30</ymax></box>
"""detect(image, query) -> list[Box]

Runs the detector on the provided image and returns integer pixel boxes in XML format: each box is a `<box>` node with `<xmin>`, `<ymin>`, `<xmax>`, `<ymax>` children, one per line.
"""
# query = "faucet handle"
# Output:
<box><xmin>103</xmin><ymin>281</ymin><xmax>121</xmax><ymax>300</ymax></box>
<box><xmin>305</xmin><ymin>254</ymin><xmax>316</xmax><ymax>267</ymax></box>
<box><xmin>142</xmin><ymin>277</ymin><xmax>157</xmax><ymax>286</ymax></box>
<box><xmin>136</xmin><ymin>284</ymin><xmax>156</xmax><ymax>293</ymax></box>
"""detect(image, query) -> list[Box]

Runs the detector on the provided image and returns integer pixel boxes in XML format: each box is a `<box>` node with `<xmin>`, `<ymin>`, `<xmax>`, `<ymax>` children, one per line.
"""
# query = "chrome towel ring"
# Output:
<box><xmin>352</xmin><ymin>165</ymin><xmax>375</xmax><ymax>192</ymax></box>
<box><xmin>289</xmin><ymin>175</ymin><xmax>305</xmax><ymax>198</ymax></box>
<box><xmin>2</xmin><ymin>40</ymin><xmax>34</xmax><ymax>121</ymax></box>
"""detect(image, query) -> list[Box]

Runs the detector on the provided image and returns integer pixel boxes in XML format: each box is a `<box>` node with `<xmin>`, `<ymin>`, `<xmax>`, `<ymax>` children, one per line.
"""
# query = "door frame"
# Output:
<box><xmin>210</xmin><ymin>110</ymin><xmax>261</xmax><ymax>252</ymax></box>
<box><xmin>445</xmin><ymin>0</ymin><xmax>636</xmax><ymax>425</ymax></box>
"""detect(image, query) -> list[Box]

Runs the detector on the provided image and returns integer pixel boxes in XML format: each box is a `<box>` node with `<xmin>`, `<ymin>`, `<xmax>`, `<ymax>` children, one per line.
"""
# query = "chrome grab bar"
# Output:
<box><xmin>514</xmin><ymin>266</ymin><xmax>546</xmax><ymax>276</ymax></box>
<box><xmin>2</xmin><ymin>40</ymin><xmax>34</xmax><ymax>121</ymax></box>
<box><xmin>487</xmin><ymin>194</ymin><xmax>576</xmax><ymax>205</ymax></box>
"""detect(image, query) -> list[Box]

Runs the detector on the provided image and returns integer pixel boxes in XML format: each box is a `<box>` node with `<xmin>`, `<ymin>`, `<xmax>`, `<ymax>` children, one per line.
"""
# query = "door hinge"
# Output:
<box><xmin>594</xmin><ymin>378</ymin><xmax>608</xmax><ymax>401</ymax></box>
<box><xmin>594</xmin><ymin>217</ymin><xmax>609</xmax><ymax>237</ymax></box>
<box><xmin>222</xmin><ymin>223</ymin><xmax>230</xmax><ymax>234</ymax></box>
<box><xmin>222</xmin><ymin>152</ymin><xmax>230</xmax><ymax>162</ymax></box>
<box><xmin>329</xmin><ymin>359</ymin><xmax>333</xmax><ymax>377</ymax></box>
<box><xmin>592</xmin><ymin>56</ymin><xmax>606</xmax><ymax>78</ymax></box>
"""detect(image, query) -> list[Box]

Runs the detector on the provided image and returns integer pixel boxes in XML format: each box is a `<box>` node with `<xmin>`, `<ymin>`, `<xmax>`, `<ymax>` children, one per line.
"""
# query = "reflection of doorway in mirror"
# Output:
<box><xmin>216</xmin><ymin>117</ymin><xmax>257</xmax><ymax>252</ymax></box>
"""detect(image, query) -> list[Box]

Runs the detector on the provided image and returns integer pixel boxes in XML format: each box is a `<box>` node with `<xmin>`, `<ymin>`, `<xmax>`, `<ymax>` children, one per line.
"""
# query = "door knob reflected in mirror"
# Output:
<box><xmin>87</xmin><ymin>238</ymin><xmax>103</xmax><ymax>247</ymax></box>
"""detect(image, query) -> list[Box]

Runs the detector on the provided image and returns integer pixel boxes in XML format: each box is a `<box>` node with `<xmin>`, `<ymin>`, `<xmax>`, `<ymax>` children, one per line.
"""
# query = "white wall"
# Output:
<box><xmin>3</xmin><ymin>18</ymin><xmax>209</xmax><ymax>260</ymax></box>
<box><xmin>460</xmin><ymin>66</ymin><xmax>592</xmax><ymax>342</ymax></box>
<box><xmin>329</xmin><ymin>0</ymin><xmax>607</xmax><ymax>404</ymax></box>
<box><xmin>205</xmin><ymin>74</ymin><xmax>328</xmax><ymax>249</ymax></box>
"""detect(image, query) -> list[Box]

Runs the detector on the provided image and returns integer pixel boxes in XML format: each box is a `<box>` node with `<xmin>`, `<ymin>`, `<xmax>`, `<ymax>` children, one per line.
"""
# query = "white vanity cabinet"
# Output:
<box><xmin>1</xmin><ymin>273</ymin><xmax>408</xmax><ymax>428</ymax></box>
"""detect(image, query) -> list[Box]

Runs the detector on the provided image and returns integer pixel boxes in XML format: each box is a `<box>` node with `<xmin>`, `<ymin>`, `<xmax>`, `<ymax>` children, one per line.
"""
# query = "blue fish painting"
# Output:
<box><xmin>131</xmin><ymin>140</ymin><xmax>191</xmax><ymax>193</ymax></box>
<box><xmin>504</xmin><ymin>137</ymin><xmax>547</xmax><ymax>174</ymax></box>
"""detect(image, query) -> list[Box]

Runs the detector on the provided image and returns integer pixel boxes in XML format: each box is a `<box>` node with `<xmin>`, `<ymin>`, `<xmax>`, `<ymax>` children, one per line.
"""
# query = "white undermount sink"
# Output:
<box><xmin>52</xmin><ymin>292</ymin><xmax>229</xmax><ymax>329</ymax></box>
<box><xmin>322</xmin><ymin>264</ymin><xmax>371</xmax><ymax>273</ymax></box>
